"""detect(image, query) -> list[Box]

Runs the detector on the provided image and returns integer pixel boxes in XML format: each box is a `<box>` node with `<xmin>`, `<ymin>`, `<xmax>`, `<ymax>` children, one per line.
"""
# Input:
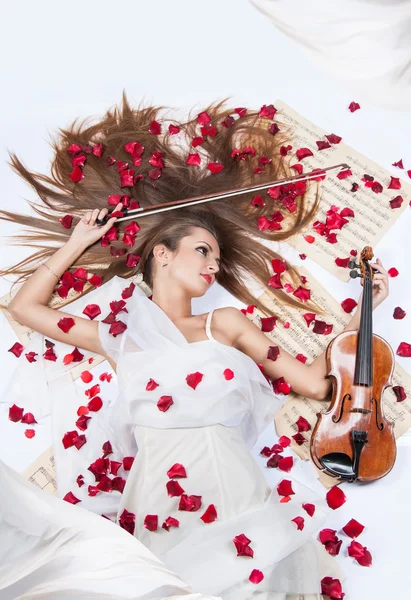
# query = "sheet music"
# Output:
<box><xmin>274</xmin><ymin>100</ymin><xmax>411</xmax><ymax>281</ymax></box>
<box><xmin>23</xmin><ymin>447</ymin><xmax>57</xmax><ymax>495</ymax></box>
<box><xmin>254</xmin><ymin>266</ymin><xmax>411</xmax><ymax>487</ymax></box>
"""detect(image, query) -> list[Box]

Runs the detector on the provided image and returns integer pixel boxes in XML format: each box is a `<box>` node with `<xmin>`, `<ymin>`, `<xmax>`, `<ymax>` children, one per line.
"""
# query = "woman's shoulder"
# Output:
<box><xmin>211</xmin><ymin>306</ymin><xmax>244</xmax><ymax>349</ymax></box>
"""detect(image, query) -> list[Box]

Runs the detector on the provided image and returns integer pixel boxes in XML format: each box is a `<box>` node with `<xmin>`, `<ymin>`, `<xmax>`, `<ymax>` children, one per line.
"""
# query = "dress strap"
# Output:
<box><xmin>205</xmin><ymin>310</ymin><xmax>217</xmax><ymax>341</ymax></box>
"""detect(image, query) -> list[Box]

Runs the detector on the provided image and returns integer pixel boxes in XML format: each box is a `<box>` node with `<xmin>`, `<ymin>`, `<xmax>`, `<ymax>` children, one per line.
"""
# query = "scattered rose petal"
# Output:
<box><xmin>296</xmin><ymin>416</ymin><xmax>311</xmax><ymax>432</ymax></box>
<box><xmin>119</xmin><ymin>509</ymin><xmax>136</xmax><ymax>535</ymax></box>
<box><xmin>123</xmin><ymin>456</ymin><xmax>134</xmax><ymax>471</ymax></box>
<box><xmin>25</xmin><ymin>429</ymin><xmax>35</xmax><ymax>439</ymax></box>
<box><xmin>157</xmin><ymin>395</ymin><xmax>173</xmax><ymax>411</ymax></box>
<box><xmin>277</xmin><ymin>479</ymin><xmax>295</xmax><ymax>496</ymax></box>
<box><xmin>9</xmin><ymin>404</ymin><xmax>24</xmax><ymax>422</ymax></box>
<box><xmin>144</xmin><ymin>514</ymin><xmax>158</xmax><ymax>531</ymax></box>
<box><xmin>57</xmin><ymin>317</ymin><xmax>75</xmax><ymax>333</ymax></box>
<box><xmin>388</xmin><ymin>177</ymin><xmax>401</xmax><ymax>190</ymax></box>
<box><xmin>21</xmin><ymin>412</ymin><xmax>37</xmax><ymax>424</ymax></box>
<box><xmin>342</xmin><ymin>518</ymin><xmax>365</xmax><ymax>538</ymax></box>
<box><xmin>302</xmin><ymin>503</ymin><xmax>315</xmax><ymax>517</ymax></box>
<box><xmin>249</xmin><ymin>569</ymin><xmax>264</xmax><ymax>584</ymax></box>
<box><xmin>178</xmin><ymin>494</ymin><xmax>202</xmax><ymax>512</ymax></box>
<box><xmin>296</xmin><ymin>148</ymin><xmax>313</xmax><ymax>161</ymax></box>
<box><xmin>162</xmin><ymin>516</ymin><xmax>180</xmax><ymax>531</ymax></box>
<box><xmin>83</xmin><ymin>304</ymin><xmax>101</xmax><ymax>319</ymax></box>
<box><xmin>278</xmin><ymin>456</ymin><xmax>294</xmax><ymax>472</ymax></box>
<box><xmin>167</xmin><ymin>463</ymin><xmax>187</xmax><ymax>479</ymax></box>
<box><xmin>233</xmin><ymin>533</ymin><xmax>254</xmax><ymax>557</ymax></box>
<box><xmin>200</xmin><ymin>504</ymin><xmax>218</xmax><ymax>523</ymax></box>
<box><xmin>166</xmin><ymin>480</ymin><xmax>185</xmax><ymax>497</ymax></box>
<box><xmin>326</xmin><ymin>485</ymin><xmax>346</xmax><ymax>510</ymax></box>
<box><xmin>186</xmin><ymin>371</ymin><xmax>203</xmax><ymax>389</ymax></box>
<box><xmin>348</xmin><ymin>101</ymin><xmax>361</xmax><ymax>112</ymax></box>
<box><xmin>8</xmin><ymin>342</ymin><xmax>24</xmax><ymax>358</ymax></box>
<box><xmin>63</xmin><ymin>491</ymin><xmax>81</xmax><ymax>504</ymax></box>
<box><xmin>292</xmin><ymin>516</ymin><xmax>305</xmax><ymax>530</ymax></box>
<box><xmin>397</xmin><ymin>342</ymin><xmax>411</xmax><ymax>357</ymax></box>
<box><xmin>321</xmin><ymin>577</ymin><xmax>345</xmax><ymax>599</ymax></box>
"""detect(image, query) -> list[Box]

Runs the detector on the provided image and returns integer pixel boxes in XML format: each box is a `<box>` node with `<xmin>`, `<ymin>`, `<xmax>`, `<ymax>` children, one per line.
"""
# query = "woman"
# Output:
<box><xmin>0</xmin><ymin>95</ymin><xmax>388</xmax><ymax>598</ymax></box>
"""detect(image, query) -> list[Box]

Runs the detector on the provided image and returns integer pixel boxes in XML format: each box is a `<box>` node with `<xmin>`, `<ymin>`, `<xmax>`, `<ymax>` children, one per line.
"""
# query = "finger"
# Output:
<box><xmin>82</xmin><ymin>211</ymin><xmax>93</xmax><ymax>223</ymax></box>
<box><xmin>89</xmin><ymin>208</ymin><xmax>100</xmax><ymax>226</ymax></box>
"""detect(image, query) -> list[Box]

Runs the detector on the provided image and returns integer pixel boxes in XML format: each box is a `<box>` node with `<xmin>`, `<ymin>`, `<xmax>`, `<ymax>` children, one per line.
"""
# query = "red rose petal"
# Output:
<box><xmin>278</xmin><ymin>435</ymin><xmax>291</xmax><ymax>448</ymax></box>
<box><xmin>277</xmin><ymin>479</ymin><xmax>295</xmax><ymax>496</ymax></box>
<box><xmin>8</xmin><ymin>342</ymin><xmax>24</xmax><ymax>358</ymax></box>
<box><xmin>249</xmin><ymin>569</ymin><xmax>264</xmax><ymax>584</ymax></box>
<box><xmin>57</xmin><ymin>317</ymin><xmax>75</xmax><ymax>333</ymax></box>
<box><xmin>342</xmin><ymin>518</ymin><xmax>365</xmax><ymax>538</ymax></box>
<box><xmin>82</xmin><ymin>304</ymin><xmax>101</xmax><ymax>319</ymax></box>
<box><xmin>144</xmin><ymin>514</ymin><xmax>158</xmax><ymax>531</ymax></box>
<box><xmin>167</xmin><ymin>463</ymin><xmax>187</xmax><ymax>479</ymax></box>
<box><xmin>302</xmin><ymin>503</ymin><xmax>315</xmax><ymax>517</ymax></box>
<box><xmin>393</xmin><ymin>385</ymin><xmax>407</xmax><ymax>402</ymax></box>
<box><xmin>63</xmin><ymin>491</ymin><xmax>81</xmax><ymax>504</ymax></box>
<box><xmin>119</xmin><ymin>509</ymin><xmax>136</xmax><ymax>535</ymax></box>
<box><xmin>59</xmin><ymin>214</ymin><xmax>73</xmax><ymax>229</ymax></box>
<box><xmin>326</xmin><ymin>133</ymin><xmax>342</xmax><ymax>144</ymax></box>
<box><xmin>292</xmin><ymin>516</ymin><xmax>305</xmax><ymax>530</ymax></box>
<box><xmin>321</xmin><ymin>577</ymin><xmax>345</xmax><ymax>599</ymax></box>
<box><xmin>186</xmin><ymin>371</ymin><xmax>203</xmax><ymax>389</ymax></box>
<box><xmin>397</xmin><ymin>342</ymin><xmax>411</xmax><ymax>357</ymax></box>
<box><xmin>166</xmin><ymin>480</ymin><xmax>185</xmax><ymax>497</ymax></box>
<box><xmin>102</xmin><ymin>440</ymin><xmax>113</xmax><ymax>457</ymax></box>
<box><xmin>207</xmin><ymin>161</ymin><xmax>225</xmax><ymax>174</ymax></box>
<box><xmin>24</xmin><ymin>429</ymin><xmax>36</xmax><ymax>439</ymax></box>
<box><xmin>348</xmin><ymin>101</ymin><xmax>361</xmax><ymax>112</ymax></box>
<box><xmin>80</xmin><ymin>370</ymin><xmax>93</xmax><ymax>384</ymax></box>
<box><xmin>388</xmin><ymin>176</ymin><xmax>401</xmax><ymax>190</ymax></box>
<box><xmin>162</xmin><ymin>516</ymin><xmax>180</xmax><ymax>531</ymax></box>
<box><xmin>21</xmin><ymin>412</ymin><xmax>37</xmax><ymax>424</ymax></box>
<box><xmin>85</xmin><ymin>384</ymin><xmax>100</xmax><ymax>398</ymax></box>
<box><xmin>178</xmin><ymin>494</ymin><xmax>202</xmax><ymax>512</ymax></box>
<box><xmin>326</xmin><ymin>485</ymin><xmax>346</xmax><ymax>510</ymax></box>
<box><xmin>233</xmin><ymin>533</ymin><xmax>254</xmax><ymax>557</ymax></box>
<box><xmin>341</xmin><ymin>298</ymin><xmax>357</xmax><ymax>313</ymax></box>
<box><xmin>157</xmin><ymin>395</ymin><xmax>173</xmax><ymax>412</ymax></box>
<box><xmin>347</xmin><ymin>540</ymin><xmax>372</xmax><ymax>566</ymax></box>
<box><xmin>186</xmin><ymin>153</ymin><xmax>201</xmax><ymax>166</ymax></box>
<box><xmin>9</xmin><ymin>404</ymin><xmax>24</xmax><ymax>422</ymax></box>
<box><xmin>88</xmin><ymin>396</ymin><xmax>103</xmax><ymax>412</ymax></box>
<box><xmin>296</xmin><ymin>416</ymin><xmax>311</xmax><ymax>432</ymax></box>
<box><xmin>123</xmin><ymin>456</ymin><xmax>134</xmax><ymax>471</ymax></box>
<box><xmin>223</xmin><ymin>368</ymin><xmax>234</xmax><ymax>380</ymax></box>
<box><xmin>296</xmin><ymin>148</ymin><xmax>313</xmax><ymax>161</ymax></box>
<box><xmin>278</xmin><ymin>456</ymin><xmax>294</xmax><ymax>472</ymax></box>
<box><xmin>200</xmin><ymin>504</ymin><xmax>218</xmax><ymax>523</ymax></box>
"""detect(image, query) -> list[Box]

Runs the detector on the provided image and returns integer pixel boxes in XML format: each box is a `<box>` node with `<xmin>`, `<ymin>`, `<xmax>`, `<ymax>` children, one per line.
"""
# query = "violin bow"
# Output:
<box><xmin>96</xmin><ymin>162</ymin><xmax>350</xmax><ymax>226</ymax></box>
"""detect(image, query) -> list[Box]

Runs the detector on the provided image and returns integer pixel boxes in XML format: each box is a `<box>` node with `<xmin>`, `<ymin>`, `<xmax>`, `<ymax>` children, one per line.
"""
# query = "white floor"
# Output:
<box><xmin>1</xmin><ymin>1</ymin><xmax>411</xmax><ymax>599</ymax></box>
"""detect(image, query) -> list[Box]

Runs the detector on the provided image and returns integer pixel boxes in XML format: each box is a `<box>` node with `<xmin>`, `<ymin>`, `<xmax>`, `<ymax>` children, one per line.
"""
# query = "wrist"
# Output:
<box><xmin>66</xmin><ymin>236</ymin><xmax>88</xmax><ymax>256</ymax></box>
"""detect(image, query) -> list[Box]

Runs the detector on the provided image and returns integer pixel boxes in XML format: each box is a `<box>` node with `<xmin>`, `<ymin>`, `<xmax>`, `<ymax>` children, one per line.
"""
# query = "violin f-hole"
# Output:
<box><xmin>331</xmin><ymin>393</ymin><xmax>352</xmax><ymax>423</ymax></box>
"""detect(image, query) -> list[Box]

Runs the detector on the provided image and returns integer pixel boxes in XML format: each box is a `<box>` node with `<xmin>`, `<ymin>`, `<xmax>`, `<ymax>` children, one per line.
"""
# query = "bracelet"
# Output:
<box><xmin>41</xmin><ymin>262</ymin><xmax>60</xmax><ymax>280</ymax></box>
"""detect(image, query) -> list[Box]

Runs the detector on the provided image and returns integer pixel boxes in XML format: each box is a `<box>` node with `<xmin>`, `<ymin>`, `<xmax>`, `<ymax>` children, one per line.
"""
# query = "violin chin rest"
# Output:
<box><xmin>320</xmin><ymin>452</ymin><xmax>356</xmax><ymax>479</ymax></box>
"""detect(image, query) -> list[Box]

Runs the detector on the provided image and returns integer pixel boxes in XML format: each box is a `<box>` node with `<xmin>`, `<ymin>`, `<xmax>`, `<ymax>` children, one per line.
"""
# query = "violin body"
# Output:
<box><xmin>310</xmin><ymin>246</ymin><xmax>397</xmax><ymax>483</ymax></box>
<box><xmin>310</xmin><ymin>330</ymin><xmax>396</xmax><ymax>482</ymax></box>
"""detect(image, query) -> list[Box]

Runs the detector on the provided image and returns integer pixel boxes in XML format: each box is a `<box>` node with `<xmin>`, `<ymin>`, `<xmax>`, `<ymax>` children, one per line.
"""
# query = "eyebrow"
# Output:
<box><xmin>197</xmin><ymin>241</ymin><xmax>221</xmax><ymax>264</ymax></box>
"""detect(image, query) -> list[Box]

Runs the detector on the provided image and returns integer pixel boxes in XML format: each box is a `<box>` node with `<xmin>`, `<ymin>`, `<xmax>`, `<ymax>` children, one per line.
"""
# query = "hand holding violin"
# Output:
<box><xmin>358</xmin><ymin>257</ymin><xmax>389</xmax><ymax>310</ymax></box>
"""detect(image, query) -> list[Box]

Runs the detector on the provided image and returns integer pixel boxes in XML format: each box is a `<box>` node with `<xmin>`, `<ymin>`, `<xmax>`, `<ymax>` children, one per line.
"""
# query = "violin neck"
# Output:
<box><xmin>354</xmin><ymin>278</ymin><xmax>373</xmax><ymax>386</ymax></box>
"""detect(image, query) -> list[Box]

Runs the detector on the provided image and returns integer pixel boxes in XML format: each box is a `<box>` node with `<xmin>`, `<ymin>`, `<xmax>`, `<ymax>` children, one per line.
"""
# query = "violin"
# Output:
<box><xmin>310</xmin><ymin>246</ymin><xmax>397</xmax><ymax>483</ymax></box>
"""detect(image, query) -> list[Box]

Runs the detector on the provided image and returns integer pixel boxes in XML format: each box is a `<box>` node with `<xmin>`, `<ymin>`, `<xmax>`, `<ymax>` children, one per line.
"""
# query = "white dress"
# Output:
<box><xmin>0</xmin><ymin>276</ymin><xmax>342</xmax><ymax>599</ymax></box>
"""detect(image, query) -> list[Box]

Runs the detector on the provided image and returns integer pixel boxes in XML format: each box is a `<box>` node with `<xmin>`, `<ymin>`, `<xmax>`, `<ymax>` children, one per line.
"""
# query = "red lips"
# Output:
<box><xmin>201</xmin><ymin>274</ymin><xmax>212</xmax><ymax>284</ymax></box>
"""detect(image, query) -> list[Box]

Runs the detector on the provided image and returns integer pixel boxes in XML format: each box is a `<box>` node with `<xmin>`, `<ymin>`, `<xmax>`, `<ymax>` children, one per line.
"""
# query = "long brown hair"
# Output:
<box><xmin>0</xmin><ymin>92</ymin><xmax>327</xmax><ymax>323</ymax></box>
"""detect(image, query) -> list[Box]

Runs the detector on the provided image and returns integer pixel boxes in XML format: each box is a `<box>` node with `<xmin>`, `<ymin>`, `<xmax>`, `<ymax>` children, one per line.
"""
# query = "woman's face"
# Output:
<box><xmin>154</xmin><ymin>226</ymin><xmax>221</xmax><ymax>298</ymax></box>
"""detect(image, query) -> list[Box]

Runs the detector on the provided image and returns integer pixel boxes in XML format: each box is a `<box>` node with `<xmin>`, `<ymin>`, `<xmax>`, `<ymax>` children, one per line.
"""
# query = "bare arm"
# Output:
<box><xmin>8</xmin><ymin>239</ymin><xmax>105</xmax><ymax>355</ymax></box>
<box><xmin>226</xmin><ymin>306</ymin><xmax>361</xmax><ymax>401</ymax></box>
<box><xmin>8</xmin><ymin>205</ymin><xmax>121</xmax><ymax>358</ymax></box>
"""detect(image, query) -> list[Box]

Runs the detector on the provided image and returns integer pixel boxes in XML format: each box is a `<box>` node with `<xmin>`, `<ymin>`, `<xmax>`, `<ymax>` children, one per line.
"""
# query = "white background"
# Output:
<box><xmin>0</xmin><ymin>1</ymin><xmax>411</xmax><ymax>599</ymax></box>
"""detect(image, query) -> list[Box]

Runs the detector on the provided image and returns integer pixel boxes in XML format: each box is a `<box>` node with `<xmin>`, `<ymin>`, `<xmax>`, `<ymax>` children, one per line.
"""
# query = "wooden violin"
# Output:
<box><xmin>310</xmin><ymin>246</ymin><xmax>396</xmax><ymax>483</ymax></box>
